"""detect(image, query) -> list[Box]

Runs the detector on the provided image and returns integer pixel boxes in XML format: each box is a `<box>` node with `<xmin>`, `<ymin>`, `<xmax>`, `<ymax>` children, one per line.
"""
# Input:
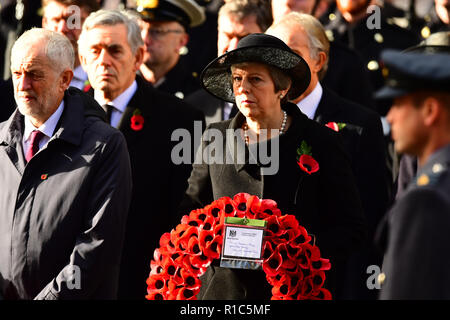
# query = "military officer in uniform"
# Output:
<box><xmin>322</xmin><ymin>0</ymin><xmax>419</xmax><ymax>116</ymax></box>
<box><xmin>133</xmin><ymin>0</ymin><xmax>206</xmax><ymax>99</ymax></box>
<box><xmin>396</xmin><ymin>31</ymin><xmax>450</xmax><ymax>199</ymax></box>
<box><xmin>375</xmin><ymin>50</ymin><xmax>450</xmax><ymax>299</ymax></box>
<box><xmin>414</xmin><ymin>0</ymin><xmax>450</xmax><ymax>41</ymax></box>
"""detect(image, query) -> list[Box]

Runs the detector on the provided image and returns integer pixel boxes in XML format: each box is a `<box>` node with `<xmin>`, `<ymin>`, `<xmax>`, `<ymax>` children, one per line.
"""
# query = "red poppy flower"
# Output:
<box><xmin>130</xmin><ymin>114</ymin><xmax>144</xmax><ymax>131</ymax></box>
<box><xmin>277</xmin><ymin>243</ymin><xmax>297</xmax><ymax>270</ymax></box>
<box><xmin>326</xmin><ymin>122</ymin><xmax>339</xmax><ymax>132</ymax></box>
<box><xmin>145</xmin><ymin>291</ymin><xmax>166</xmax><ymax>300</ymax></box>
<box><xmin>279</xmin><ymin>215</ymin><xmax>300</xmax><ymax>231</ymax></box>
<box><xmin>83</xmin><ymin>83</ymin><xmax>91</xmax><ymax>92</ymax></box>
<box><xmin>177</xmin><ymin>226</ymin><xmax>199</xmax><ymax>251</ymax></box>
<box><xmin>271</xmin><ymin>274</ymin><xmax>301</xmax><ymax>298</ymax></box>
<box><xmin>303</xmin><ymin>243</ymin><xmax>321</xmax><ymax>261</ymax></box>
<box><xmin>291</xmin><ymin>226</ymin><xmax>311</xmax><ymax>247</ymax></box>
<box><xmin>253</xmin><ymin>199</ymin><xmax>282</xmax><ymax>219</ymax></box>
<box><xmin>203</xmin><ymin>235</ymin><xmax>222</xmax><ymax>260</ymax></box>
<box><xmin>158</xmin><ymin>233</ymin><xmax>177</xmax><ymax>255</ymax></box>
<box><xmin>146</xmin><ymin>273</ymin><xmax>168</xmax><ymax>293</ymax></box>
<box><xmin>175</xmin><ymin>287</ymin><xmax>200</xmax><ymax>300</ymax></box>
<box><xmin>198</xmin><ymin>229</ymin><xmax>215</xmax><ymax>251</ymax></box>
<box><xmin>206</xmin><ymin>204</ymin><xmax>223</xmax><ymax>221</ymax></box>
<box><xmin>265</xmin><ymin>215</ymin><xmax>283</xmax><ymax>237</ymax></box>
<box><xmin>232</xmin><ymin>193</ymin><xmax>260</xmax><ymax>218</ymax></box>
<box><xmin>188</xmin><ymin>208</ymin><xmax>209</xmax><ymax>222</ymax></box>
<box><xmin>186</xmin><ymin>236</ymin><xmax>202</xmax><ymax>256</ymax></box>
<box><xmin>263</xmin><ymin>248</ymin><xmax>283</xmax><ymax>277</ymax></box>
<box><xmin>189</xmin><ymin>252</ymin><xmax>213</xmax><ymax>269</ymax></box>
<box><xmin>310</xmin><ymin>270</ymin><xmax>326</xmax><ymax>290</ymax></box>
<box><xmin>199</xmin><ymin>215</ymin><xmax>216</xmax><ymax>233</ymax></box>
<box><xmin>216</xmin><ymin>197</ymin><xmax>236</xmax><ymax>224</ymax></box>
<box><xmin>297</xmin><ymin>154</ymin><xmax>319</xmax><ymax>175</ymax></box>
<box><xmin>310</xmin><ymin>257</ymin><xmax>331</xmax><ymax>271</ymax></box>
<box><xmin>179</xmin><ymin>268</ymin><xmax>202</xmax><ymax>290</ymax></box>
<box><xmin>262</xmin><ymin>240</ymin><xmax>274</xmax><ymax>262</ymax></box>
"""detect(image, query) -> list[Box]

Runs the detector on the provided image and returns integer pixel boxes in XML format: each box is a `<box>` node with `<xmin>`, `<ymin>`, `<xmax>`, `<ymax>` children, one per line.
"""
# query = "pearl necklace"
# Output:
<box><xmin>243</xmin><ymin>110</ymin><xmax>287</xmax><ymax>145</ymax></box>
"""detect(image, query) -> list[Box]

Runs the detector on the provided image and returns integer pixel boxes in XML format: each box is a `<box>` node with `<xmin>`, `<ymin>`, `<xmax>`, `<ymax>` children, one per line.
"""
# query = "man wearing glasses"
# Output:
<box><xmin>134</xmin><ymin>0</ymin><xmax>205</xmax><ymax>99</ymax></box>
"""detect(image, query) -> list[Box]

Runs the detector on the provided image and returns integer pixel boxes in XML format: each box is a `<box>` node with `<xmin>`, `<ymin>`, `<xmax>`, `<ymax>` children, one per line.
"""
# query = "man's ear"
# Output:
<box><xmin>312</xmin><ymin>51</ymin><xmax>327</xmax><ymax>74</ymax></box>
<box><xmin>79</xmin><ymin>51</ymin><xmax>88</xmax><ymax>71</ymax></box>
<box><xmin>60</xmin><ymin>68</ymin><xmax>74</xmax><ymax>91</ymax></box>
<box><xmin>180</xmin><ymin>32</ymin><xmax>189</xmax><ymax>48</ymax></box>
<box><xmin>422</xmin><ymin>97</ymin><xmax>441</xmax><ymax>127</ymax></box>
<box><xmin>133</xmin><ymin>46</ymin><xmax>145</xmax><ymax>71</ymax></box>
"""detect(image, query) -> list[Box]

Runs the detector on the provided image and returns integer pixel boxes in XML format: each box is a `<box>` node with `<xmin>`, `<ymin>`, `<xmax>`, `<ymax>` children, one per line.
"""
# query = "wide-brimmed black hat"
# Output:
<box><xmin>200</xmin><ymin>33</ymin><xmax>311</xmax><ymax>103</ymax></box>
<box><xmin>135</xmin><ymin>0</ymin><xmax>205</xmax><ymax>28</ymax></box>
<box><xmin>375</xmin><ymin>49</ymin><xmax>450</xmax><ymax>100</ymax></box>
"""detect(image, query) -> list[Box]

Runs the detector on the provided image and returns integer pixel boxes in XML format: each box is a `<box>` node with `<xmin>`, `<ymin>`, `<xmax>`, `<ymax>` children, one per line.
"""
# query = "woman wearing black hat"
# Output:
<box><xmin>178</xmin><ymin>33</ymin><xmax>366</xmax><ymax>299</ymax></box>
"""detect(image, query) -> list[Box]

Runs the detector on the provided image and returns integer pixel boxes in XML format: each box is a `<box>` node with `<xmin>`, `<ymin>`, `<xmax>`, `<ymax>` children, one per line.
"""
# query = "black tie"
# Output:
<box><xmin>103</xmin><ymin>104</ymin><xmax>114</xmax><ymax>124</ymax></box>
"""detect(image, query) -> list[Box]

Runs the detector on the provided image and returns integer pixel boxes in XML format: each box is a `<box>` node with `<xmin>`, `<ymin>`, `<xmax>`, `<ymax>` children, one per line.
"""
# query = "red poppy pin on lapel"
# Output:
<box><xmin>325</xmin><ymin>122</ymin><xmax>346</xmax><ymax>132</ymax></box>
<box><xmin>41</xmin><ymin>174</ymin><xmax>48</xmax><ymax>180</ymax></box>
<box><xmin>131</xmin><ymin>109</ymin><xmax>144</xmax><ymax>131</ymax></box>
<box><xmin>83</xmin><ymin>80</ymin><xmax>91</xmax><ymax>93</ymax></box>
<box><xmin>296</xmin><ymin>141</ymin><xmax>319</xmax><ymax>175</ymax></box>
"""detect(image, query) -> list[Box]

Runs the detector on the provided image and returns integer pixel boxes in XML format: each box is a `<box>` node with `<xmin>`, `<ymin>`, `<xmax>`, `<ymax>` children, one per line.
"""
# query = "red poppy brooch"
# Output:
<box><xmin>83</xmin><ymin>80</ymin><xmax>91</xmax><ymax>93</ymax></box>
<box><xmin>296</xmin><ymin>141</ymin><xmax>319</xmax><ymax>175</ymax></box>
<box><xmin>131</xmin><ymin>109</ymin><xmax>144</xmax><ymax>131</ymax></box>
<box><xmin>325</xmin><ymin>122</ymin><xmax>346</xmax><ymax>132</ymax></box>
<box><xmin>146</xmin><ymin>193</ymin><xmax>331</xmax><ymax>300</ymax></box>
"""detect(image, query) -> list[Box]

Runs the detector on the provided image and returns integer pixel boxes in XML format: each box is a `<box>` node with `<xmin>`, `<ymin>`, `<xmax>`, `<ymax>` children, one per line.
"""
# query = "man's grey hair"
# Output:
<box><xmin>11</xmin><ymin>28</ymin><xmax>74</xmax><ymax>72</ymax></box>
<box><xmin>267</xmin><ymin>12</ymin><xmax>330</xmax><ymax>80</ymax></box>
<box><xmin>78</xmin><ymin>9</ymin><xmax>144</xmax><ymax>54</ymax></box>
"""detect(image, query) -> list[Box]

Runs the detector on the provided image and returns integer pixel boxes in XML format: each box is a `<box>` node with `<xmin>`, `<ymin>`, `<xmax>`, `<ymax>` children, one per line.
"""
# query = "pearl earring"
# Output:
<box><xmin>280</xmin><ymin>93</ymin><xmax>284</xmax><ymax>99</ymax></box>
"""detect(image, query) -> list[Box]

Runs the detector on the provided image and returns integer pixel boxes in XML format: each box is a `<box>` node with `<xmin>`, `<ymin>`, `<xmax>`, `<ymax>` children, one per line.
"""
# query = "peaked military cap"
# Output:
<box><xmin>135</xmin><ymin>0</ymin><xmax>206</xmax><ymax>28</ymax></box>
<box><xmin>375</xmin><ymin>49</ymin><xmax>450</xmax><ymax>100</ymax></box>
<box><xmin>404</xmin><ymin>31</ymin><xmax>450</xmax><ymax>54</ymax></box>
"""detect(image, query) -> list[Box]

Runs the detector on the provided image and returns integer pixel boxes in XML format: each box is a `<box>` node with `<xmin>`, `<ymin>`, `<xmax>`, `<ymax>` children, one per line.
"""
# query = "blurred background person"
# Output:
<box><xmin>42</xmin><ymin>0</ymin><xmax>100</xmax><ymax>90</ymax></box>
<box><xmin>271</xmin><ymin>0</ymin><xmax>377</xmax><ymax>115</ymax></box>
<box><xmin>375</xmin><ymin>49</ymin><xmax>450</xmax><ymax>299</ymax></box>
<box><xmin>186</xmin><ymin>0</ymin><xmax>272</xmax><ymax>125</ymax></box>
<box><xmin>132</xmin><ymin>0</ymin><xmax>206</xmax><ymax>99</ymax></box>
<box><xmin>0</xmin><ymin>0</ymin><xmax>100</xmax><ymax>122</ymax></box>
<box><xmin>394</xmin><ymin>31</ymin><xmax>450</xmax><ymax>200</ymax></box>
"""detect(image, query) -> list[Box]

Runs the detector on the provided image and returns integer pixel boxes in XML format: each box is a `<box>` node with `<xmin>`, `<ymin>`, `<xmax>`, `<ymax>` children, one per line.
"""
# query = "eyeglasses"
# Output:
<box><xmin>147</xmin><ymin>29</ymin><xmax>184</xmax><ymax>40</ymax></box>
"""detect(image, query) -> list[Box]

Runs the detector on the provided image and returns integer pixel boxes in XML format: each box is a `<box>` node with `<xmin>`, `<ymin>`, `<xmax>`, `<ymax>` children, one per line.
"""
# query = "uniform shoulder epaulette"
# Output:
<box><xmin>415</xmin><ymin>163</ymin><xmax>448</xmax><ymax>187</ymax></box>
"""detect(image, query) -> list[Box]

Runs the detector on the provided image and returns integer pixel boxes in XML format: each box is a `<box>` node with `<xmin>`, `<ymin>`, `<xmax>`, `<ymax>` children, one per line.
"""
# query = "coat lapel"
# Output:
<box><xmin>118</xmin><ymin>78</ymin><xmax>150</xmax><ymax>147</ymax></box>
<box><xmin>313</xmin><ymin>87</ymin><xmax>340</xmax><ymax>124</ymax></box>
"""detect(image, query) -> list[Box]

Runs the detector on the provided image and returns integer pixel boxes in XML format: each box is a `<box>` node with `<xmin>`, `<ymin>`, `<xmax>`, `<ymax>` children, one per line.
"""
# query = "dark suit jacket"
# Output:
<box><xmin>111</xmin><ymin>76</ymin><xmax>205</xmax><ymax>299</ymax></box>
<box><xmin>378</xmin><ymin>144</ymin><xmax>450</xmax><ymax>299</ymax></box>
<box><xmin>314</xmin><ymin>87</ymin><xmax>391</xmax><ymax>299</ymax></box>
<box><xmin>179</xmin><ymin>102</ymin><xmax>366</xmax><ymax>299</ymax></box>
<box><xmin>322</xmin><ymin>40</ymin><xmax>376</xmax><ymax>110</ymax></box>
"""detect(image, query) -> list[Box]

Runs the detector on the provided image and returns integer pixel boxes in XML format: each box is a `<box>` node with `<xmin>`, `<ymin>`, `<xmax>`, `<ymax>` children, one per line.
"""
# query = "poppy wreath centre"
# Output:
<box><xmin>146</xmin><ymin>193</ymin><xmax>332</xmax><ymax>300</ymax></box>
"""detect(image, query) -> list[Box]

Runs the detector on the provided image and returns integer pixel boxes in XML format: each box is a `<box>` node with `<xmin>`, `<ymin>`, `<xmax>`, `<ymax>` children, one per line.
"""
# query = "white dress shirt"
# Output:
<box><xmin>70</xmin><ymin>65</ymin><xmax>89</xmax><ymax>90</ymax></box>
<box><xmin>296</xmin><ymin>82</ymin><xmax>323</xmax><ymax>120</ymax></box>
<box><xmin>22</xmin><ymin>100</ymin><xmax>65</xmax><ymax>158</ymax></box>
<box><xmin>94</xmin><ymin>80</ymin><xmax>138</xmax><ymax>128</ymax></box>
<box><xmin>223</xmin><ymin>102</ymin><xmax>235</xmax><ymax>120</ymax></box>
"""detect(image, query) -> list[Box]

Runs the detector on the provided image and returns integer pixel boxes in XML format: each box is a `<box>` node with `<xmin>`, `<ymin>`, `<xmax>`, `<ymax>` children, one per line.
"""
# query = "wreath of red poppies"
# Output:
<box><xmin>146</xmin><ymin>193</ymin><xmax>332</xmax><ymax>300</ymax></box>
